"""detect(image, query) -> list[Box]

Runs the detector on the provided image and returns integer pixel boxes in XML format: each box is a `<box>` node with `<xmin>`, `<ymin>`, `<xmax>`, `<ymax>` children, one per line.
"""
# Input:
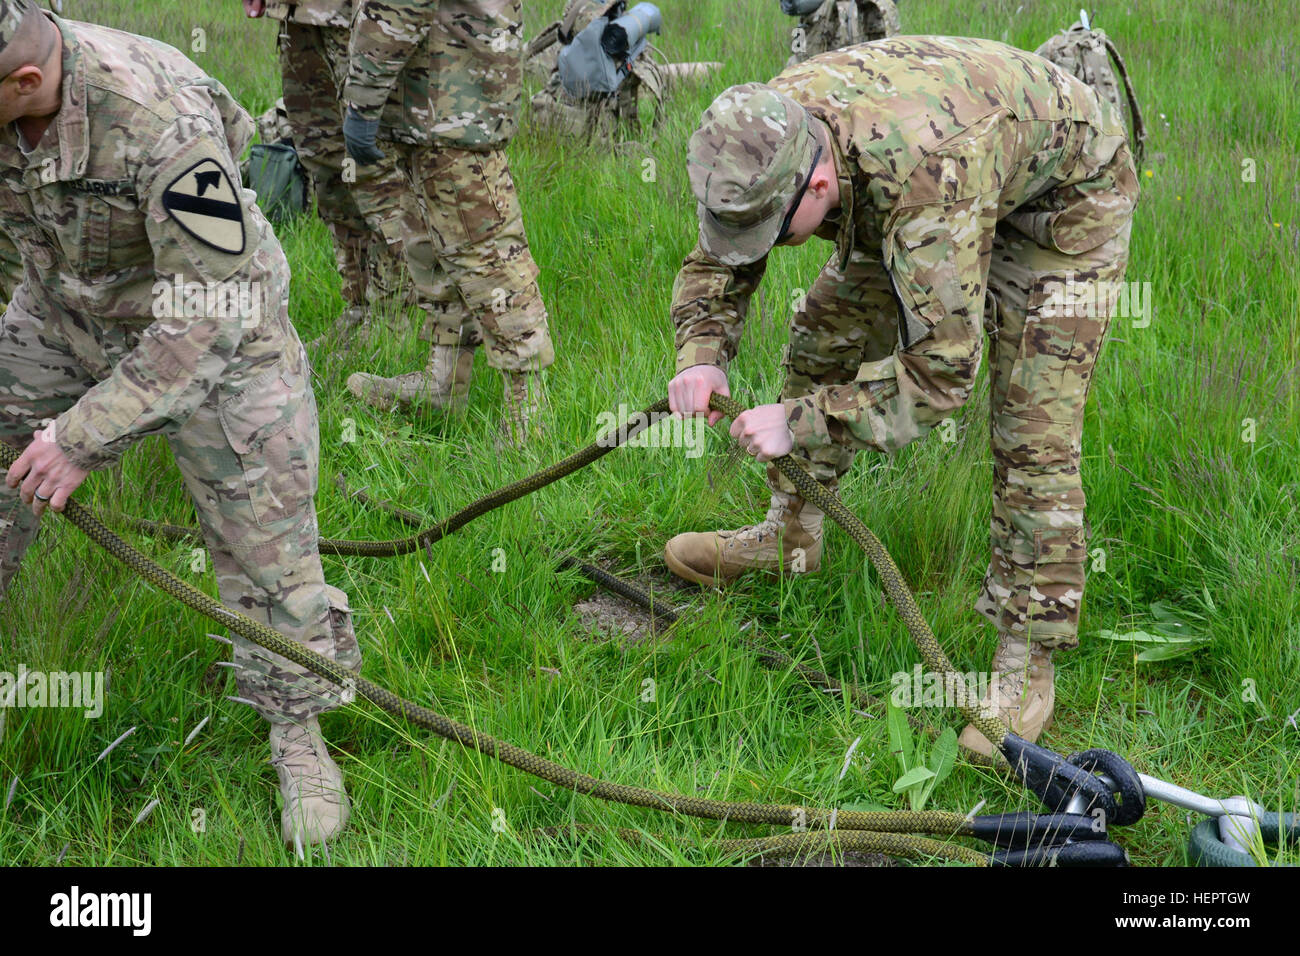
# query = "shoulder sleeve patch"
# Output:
<box><xmin>160</xmin><ymin>158</ymin><xmax>246</xmax><ymax>255</ymax></box>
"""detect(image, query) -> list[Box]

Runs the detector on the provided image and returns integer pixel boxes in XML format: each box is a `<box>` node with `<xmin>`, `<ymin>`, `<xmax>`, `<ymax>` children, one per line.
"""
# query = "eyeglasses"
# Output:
<box><xmin>775</xmin><ymin>141</ymin><xmax>823</xmax><ymax>246</ymax></box>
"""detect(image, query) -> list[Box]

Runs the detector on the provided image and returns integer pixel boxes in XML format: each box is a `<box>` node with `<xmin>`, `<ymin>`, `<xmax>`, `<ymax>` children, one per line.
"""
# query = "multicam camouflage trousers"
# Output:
<box><xmin>278</xmin><ymin>19</ymin><xmax>415</xmax><ymax>321</ymax></box>
<box><xmin>395</xmin><ymin>143</ymin><xmax>555</xmax><ymax>373</ymax></box>
<box><xmin>771</xmin><ymin>216</ymin><xmax>1133</xmax><ymax>651</ymax></box>
<box><xmin>0</xmin><ymin>285</ymin><xmax>360</xmax><ymax>724</ymax></box>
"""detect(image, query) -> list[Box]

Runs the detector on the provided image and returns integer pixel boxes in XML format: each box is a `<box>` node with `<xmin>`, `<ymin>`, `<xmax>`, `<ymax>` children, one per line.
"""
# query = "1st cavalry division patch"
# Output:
<box><xmin>161</xmin><ymin>158</ymin><xmax>246</xmax><ymax>255</ymax></box>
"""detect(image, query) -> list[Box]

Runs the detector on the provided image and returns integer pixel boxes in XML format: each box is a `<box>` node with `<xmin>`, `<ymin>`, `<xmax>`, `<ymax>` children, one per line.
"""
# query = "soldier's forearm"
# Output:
<box><xmin>53</xmin><ymin>315</ymin><xmax>245</xmax><ymax>471</ymax></box>
<box><xmin>670</xmin><ymin>246</ymin><xmax>767</xmax><ymax>374</ymax></box>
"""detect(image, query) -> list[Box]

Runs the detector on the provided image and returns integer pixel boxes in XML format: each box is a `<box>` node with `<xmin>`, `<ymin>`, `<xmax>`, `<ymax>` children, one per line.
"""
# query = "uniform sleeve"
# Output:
<box><xmin>344</xmin><ymin>0</ymin><xmax>437</xmax><ymax>119</ymax></box>
<box><xmin>53</xmin><ymin>108</ymin><xmax>259</xmax><ymax>471</ymax></box>
<box><xmin>783</xmin><ymin>122</ymin><xmax>1003</xmax><ymax>456</ymax></box>
<box><xmin>671</xmin><ymin>243</ymin><xmax>768</xmax><ymax>374</ymax></box>
<box><xmin>0</xmin><ymin>228</ymin><xmax>22</xmax><ymax>304</ymax></box>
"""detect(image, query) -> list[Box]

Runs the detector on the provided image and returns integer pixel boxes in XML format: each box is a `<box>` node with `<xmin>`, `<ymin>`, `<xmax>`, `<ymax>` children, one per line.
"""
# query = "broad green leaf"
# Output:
<box><xmin>1096</xmin><ymin>629</ymin><xmax>1201</xmax><ymax>644</ymax></box>
<box><xmin>892</xmin><ymin>766</ymin><xmax>935</xmax><ymax>792</ymax></box>
<box><xmin>887</xmin><ymin>701</ymin><xmax>912</xmax><ymax>773</ymax></box>
<box><xmin>918</xmin><ymin>727</ymin><xmax>958</xmax><ymax>809</ymax></box>
<box><xmin>1136</xmin><ymin>643</ymin><xmax>1209</xmax><ymax>662</ymax></box>
<box><xmin>1148</xmin><ymin>601</ymin><xmax>1183</xmax><ymax>623</ymax></box>
<box><xmin>927</xmin><ymin>728</ymin><xmax>958</xmax><ymax>785</ymax></box>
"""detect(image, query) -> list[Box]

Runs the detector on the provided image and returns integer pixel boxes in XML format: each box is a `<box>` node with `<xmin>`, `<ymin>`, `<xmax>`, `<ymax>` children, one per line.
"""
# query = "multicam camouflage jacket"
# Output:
<box><xmin>0</xmin><ymin>14</ymin><xmax>287</xmax><ymax>471</ymax></box>
<box><xmin>673</xmin><ymin>36</ymin><xmax>1139</xmax><ymax>455</ymax></box>
<box><xmin>344</xmin><ymin>0</ymin><xmax>524</xmax><ymax>149</ymax></box>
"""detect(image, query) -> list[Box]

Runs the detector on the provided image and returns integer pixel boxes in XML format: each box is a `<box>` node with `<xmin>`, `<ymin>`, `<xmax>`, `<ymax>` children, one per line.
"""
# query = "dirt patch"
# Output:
<box><xmin>570</xmin><ymin>566</ymin><xmax>695</xmax><ymax>645</ymax></box>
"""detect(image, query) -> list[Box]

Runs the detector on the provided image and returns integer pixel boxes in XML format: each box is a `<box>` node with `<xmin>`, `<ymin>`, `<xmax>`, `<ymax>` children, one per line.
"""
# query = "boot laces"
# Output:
<box><xmin>271</xmin><ymin>723</ymin><xmax>335</xmax><ymax>799</ymax></box>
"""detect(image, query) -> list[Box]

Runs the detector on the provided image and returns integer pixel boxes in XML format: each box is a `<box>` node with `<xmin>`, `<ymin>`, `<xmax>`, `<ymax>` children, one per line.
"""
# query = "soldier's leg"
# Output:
<box><xmin>975</xmin><ymin>222</ymin><xmax>1132</xmax><ymax>650</ymax></box>
<box><xmin>407</xmin><ymin>145</ymin><xmax>553</xmax><ymax>374</ymax></box>
<box><xmin>278</xmin><ymin>20</ymin><xmax>370</xmax><ymax>318</ymax></box>
<box><xmin>404</xmin><ymin>144</ymin><xmax>554</xmax><ymax>442</ymax></box>
<box><xmin>665</xmin><ymin>250</ymin><xmax>898</xmax><ymax>586</ymax></box>
<box><xmin>170</xmin><ymin>342</ymin><xmax>359</xmax><ymax>721</ymax></box>
<box><xmin>318</xmin><ymin>26</ymin><xmax>418</xmax><ymax>336</ymax></box>
<box><xmin>346</xmin><ymin>194</ymin><xmax>481</xmax><ymax>411</ymax></box>
<box><xmin>169</xmin><ymin>341</ymin><xmax>360</xmax><ymax>843</ymax></box>
<box><xmin>957</xmin><ymin>221</ymin><xmax>1132</xmax><ymax>757</ymax></box>
<box><xmin>0</xmin><ymin>289</ymin><xmax>94</xmax><ymax>600</ymax></box>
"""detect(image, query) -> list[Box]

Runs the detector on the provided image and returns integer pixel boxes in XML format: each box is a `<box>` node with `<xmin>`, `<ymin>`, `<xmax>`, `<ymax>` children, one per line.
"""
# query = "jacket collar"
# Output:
<box><xmin>0</xmin><ymin>13</ymin><xmax>90</xmax><ymax>184</ymax></box>
<box><xmin>807</xmin><ymin>110</ymin><xmax>857</xmax><ymax>270</ymax></box>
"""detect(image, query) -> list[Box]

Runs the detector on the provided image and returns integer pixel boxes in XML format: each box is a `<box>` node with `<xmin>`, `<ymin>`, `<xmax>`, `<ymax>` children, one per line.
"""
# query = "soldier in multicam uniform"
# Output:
<box><xmin>782</xmin><ymin>0</ymin><xmax>901</xmax><ymax>65</ymax></box>
<box><xmin>242</xmin><ymin>0</ymin><xmax>415</xmax><ymax>345</ymax></box>
<box><xmin>341</xmin><ymin>0</ymin><xmax>556</xmax><ymax>446</ymax></box>
<box><xmin>525</xmin><ymin>0</ymin><xmax>719</xmax><ymax>140</ymax></box>
<box><xmin>663</xmin><ymin>36</ymin><xmax>1138</xmax><ymax>755</ymax></box>
<box><xmin>0</xmin><ymin>0</ymin><xmax>361</xmax><ymax>844</ymax></box>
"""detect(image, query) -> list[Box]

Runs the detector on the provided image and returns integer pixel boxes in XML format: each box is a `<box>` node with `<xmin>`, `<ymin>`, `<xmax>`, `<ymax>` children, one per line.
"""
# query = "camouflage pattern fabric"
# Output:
<box><xmin>265</xmin><ymin>0</ymin><xmax>351</xmax><ymax>28</ymax></box>
<box><xmin>345</xmin><ymin>0</ymin><xmax>552</xmax><ymax>371</ymax></box>
<box><xmin>0</xmin><ymin>14</ymin><xmax>359</xmax><ymax>721</ymax></box>
<box><xmin>1035</xmin><ymin>21</ymin><xmax>1147</xmax><ymax>164</ymax></box>
<box><xmin>345</xmin><ymin>0</ymin><xmax>525</xmax><ymax>150</ymax></box>
<box><xmin>395</xmin><ymin>143</ymin><xmax>554</xmax><ymax>372</ymax></box>
<box><xmin>786</xmin><ymin>0</ymin><xmax>900</xmax><ymax>65</ymax></box>
<box><xmin>672</xmin><ymin>36</ymin><xmax>1139</xmax><ymax>648</ymax></box>
<box><xmin>0</xmin><ymin>229</ymin><xmax>20</xmax><ymax>306</ymax></box>
<box><xmin>255</xmin><ymin>97</ymin><xmax>295</xmax><ymax>146</ymax></box>
<box><xmin>276</xmin><ymin>16</ymin><xmax>417</xmax><ymax>319</ymax></box>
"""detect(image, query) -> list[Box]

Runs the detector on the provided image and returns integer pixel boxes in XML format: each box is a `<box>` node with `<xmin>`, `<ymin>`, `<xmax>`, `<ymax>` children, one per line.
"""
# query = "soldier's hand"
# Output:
<box><xmin>730</xmin><ymin>404</ymin><xmax>794</xmax><ymax>462</ymax></box>
<box><xmin>5</xmin><ymin>428</ymin><xmax>89</xmax><ymax>519</ymax></box>
<box><xmin>242</xmin><ymin>0</ymin><xmax>266</xmax><ymax>17</ymax></box>
<box><xmin>343</xmin><ymin>107</ymin><xmax>385</xmax><ymax>166</ymax></box>
<box><xmin>669</xmin><ymin>364</ymin><xmax>730</xmax><ymax>427</ymax></box>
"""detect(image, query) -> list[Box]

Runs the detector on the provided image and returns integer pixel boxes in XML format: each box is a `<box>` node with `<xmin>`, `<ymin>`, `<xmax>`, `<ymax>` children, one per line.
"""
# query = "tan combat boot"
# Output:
<box><xmin>663</xmin><ymin>490</ymin><xmax>824</xmax><ymax>587</ymax></box>
<box><xmin>957</xmin><ymin>633</ymin><xmax>1055</xmax><ymax>758</ymax></box>
<box><xmin>269</xmin><ymin>717</ymin><xmax>350</xmax><ymax>847</ymax></box>
<box><xmin>346</xmin><ymin>344</ymin><xmax>474</xmax><ymax>412</ymax></box>
<box><xmin>498</xmin><ymin>370</ymin><xmax>547</xmax><ymax>448</ymax></box>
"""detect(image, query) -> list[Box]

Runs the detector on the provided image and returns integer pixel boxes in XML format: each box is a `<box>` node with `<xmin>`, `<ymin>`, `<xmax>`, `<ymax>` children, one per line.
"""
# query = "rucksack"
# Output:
<box><xmin>245</xmin><ymin>143</ymin><xmax>310</xmax><ymax>224</ymax></box>
<box><xmin>557</xmin><ymin>1</ymin><xmax>661</xmax><ymax>97</ymax></box>
<box><xmin>782</xmin><ymin>0</ymin><xmax>901</xmax><ymax>62</ymax></box>
<box><xmin>1035</xmin><ymin>12</ymin><xmax>1147</xmax><ymax>163</ymax></box>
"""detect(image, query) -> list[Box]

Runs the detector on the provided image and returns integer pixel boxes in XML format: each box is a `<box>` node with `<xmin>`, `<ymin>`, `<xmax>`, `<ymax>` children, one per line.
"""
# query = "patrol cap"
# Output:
<box><xmin>0</xmin><ymin>0</ymin><xmax>40</xmax><ymax>50</ymax></box>
<box><xmin>687</xmin><ymin>82</ymin><xmax>818</xmax><ymax>266</ymax></box>
<box><xmin>0</xmin><ymin>0</ymin><xmax>45</xmax><ymax>69</ymax></box>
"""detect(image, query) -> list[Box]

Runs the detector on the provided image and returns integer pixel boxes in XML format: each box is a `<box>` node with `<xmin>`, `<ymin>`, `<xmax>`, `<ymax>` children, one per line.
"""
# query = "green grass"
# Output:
<box><xmin>1</xmin><ymin>0</ymin><xmax>1297</xmax><ymax>866</ymax></box>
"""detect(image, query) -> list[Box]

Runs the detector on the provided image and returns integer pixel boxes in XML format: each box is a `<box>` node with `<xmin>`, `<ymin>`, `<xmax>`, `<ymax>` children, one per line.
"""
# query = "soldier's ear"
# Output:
<box><xmin>808</xmin><ymin>166</ymin><xmax>835</xmax><ymax>200</ymax></box>
<box><xmin>8</xmin><ymin>65</ymin><xmax>45</xmax><ymax>99</ymax></box>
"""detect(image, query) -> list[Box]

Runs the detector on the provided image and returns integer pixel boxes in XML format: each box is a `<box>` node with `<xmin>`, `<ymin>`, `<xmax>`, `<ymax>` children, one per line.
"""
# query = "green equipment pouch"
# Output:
<box><xmin>245</xmin><ymin>143</ymin><xmax>310</xmax><ymax>224</ymax></box>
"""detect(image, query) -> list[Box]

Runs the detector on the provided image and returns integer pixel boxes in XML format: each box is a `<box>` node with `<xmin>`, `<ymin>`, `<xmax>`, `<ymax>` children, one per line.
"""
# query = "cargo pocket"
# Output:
<box><xmin>1020</xmin><ymin>526</ymin><xmax>1087</xmax><ymax>643</ymax></box>
<box><xmin>68</xmin><ymin>191</ymin><xmax>142</xmax><ymax>278</ymax></box>
<box><xmin>453</xmin><ymin>151</ymin><xmax>511</xmax><ymax>245</ymax></box>
<box><xmin>996</xmin><ymin>467</ymin><xmax>1087</xmax><ymax>640</ymax></box>
<box><xmin>217</xmin><ymin>354</ymin><xmax>318</xmax><ymax>527</ymax></box>
<box><xmin>323</xmin><ymin>583</ymin><xmax>361</xmax><ymax>676</ymax></box>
